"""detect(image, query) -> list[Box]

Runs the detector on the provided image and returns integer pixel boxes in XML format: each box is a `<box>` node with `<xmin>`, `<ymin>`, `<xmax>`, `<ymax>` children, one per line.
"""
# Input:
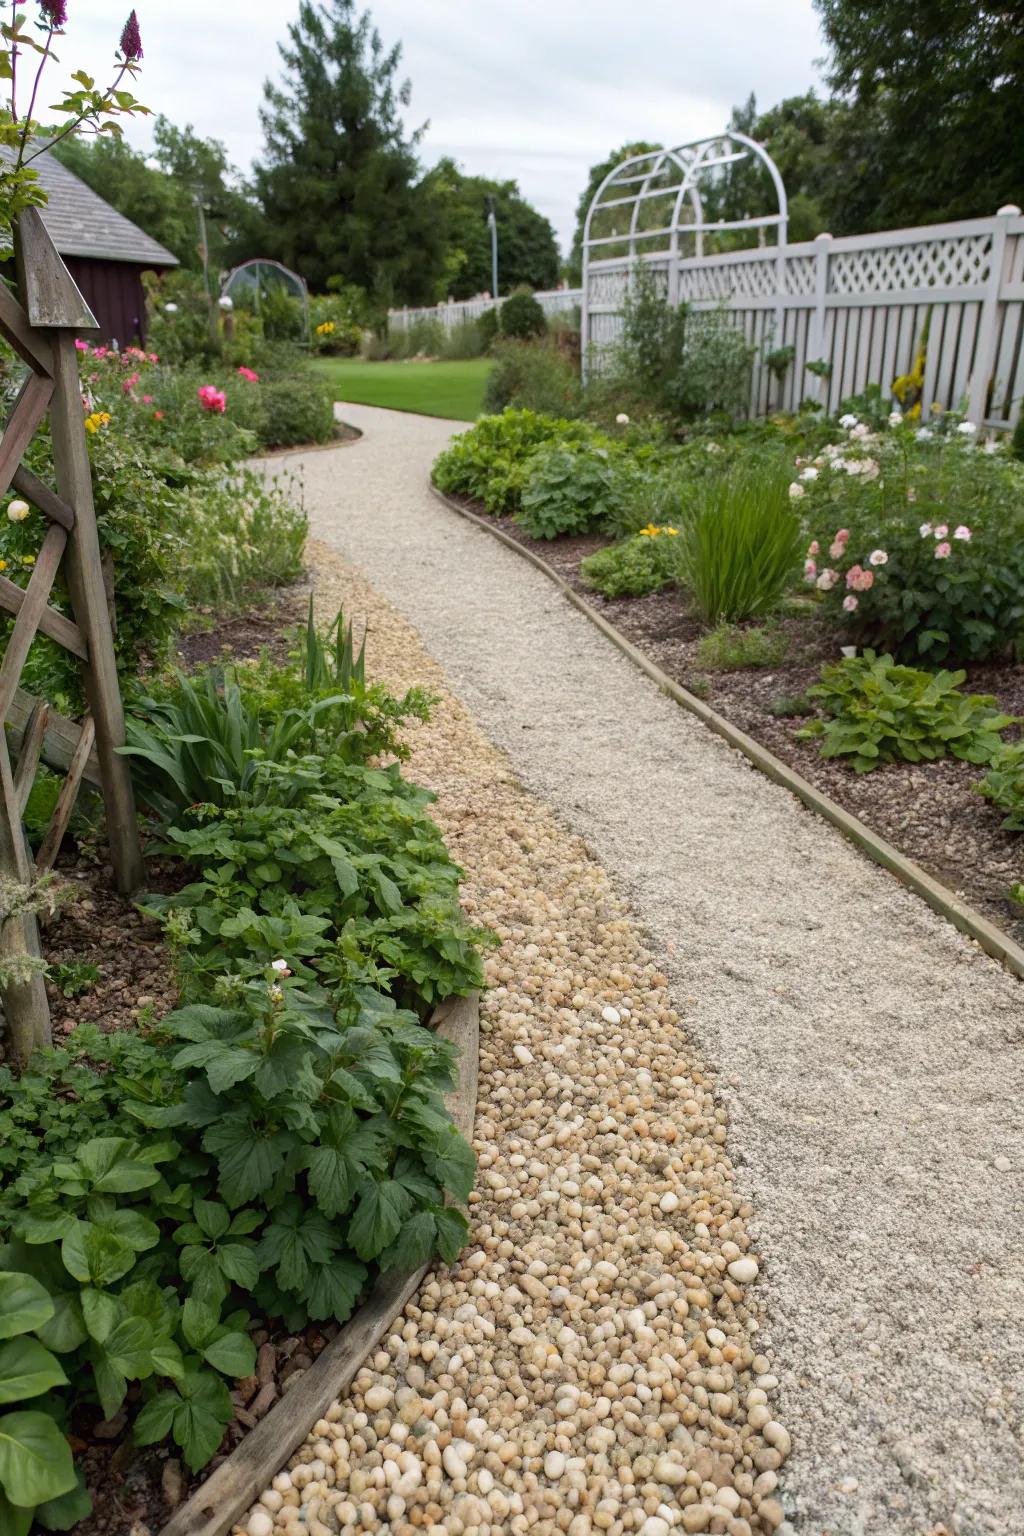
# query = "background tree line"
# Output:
<box><xmin>52</xmin><ymin>0</ymin><xmax>1022</xmax><ymax>308</ymax></box>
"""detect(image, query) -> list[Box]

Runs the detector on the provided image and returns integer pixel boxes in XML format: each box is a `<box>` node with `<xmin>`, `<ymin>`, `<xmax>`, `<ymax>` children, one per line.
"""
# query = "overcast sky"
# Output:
<box><xmin>63</xmin><ymin>1</ymin><xmax>828</xmax><ymax>254</ymax></box>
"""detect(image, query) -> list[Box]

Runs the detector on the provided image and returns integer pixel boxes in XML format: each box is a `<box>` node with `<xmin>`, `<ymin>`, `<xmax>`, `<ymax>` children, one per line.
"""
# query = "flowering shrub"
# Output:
<box><xmin>799</xmin><ymin>413</ymin><xmax>1024</xmax><ymax>662</ymax></box>
<box><xmin>198</xmin><ymin>383</ymin><xmax>227</xmax><ymax>413</ymax></box>
<box><xmin>798</xmin><ymin>651</ymin><xmax>1015</xmax><ymax>773</ymax></box>
<box><xmin>580</xmin><ymin>527</ymin><xmax>683</xmax><ymax>598</ymax></box>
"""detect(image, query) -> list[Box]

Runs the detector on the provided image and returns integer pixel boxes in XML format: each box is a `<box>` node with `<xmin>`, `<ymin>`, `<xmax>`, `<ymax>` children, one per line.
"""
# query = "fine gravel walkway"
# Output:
<box><xmin>284</xmin><ymin>405</ymin><xmax>1021</xmax><ymax>1535</ymax></box>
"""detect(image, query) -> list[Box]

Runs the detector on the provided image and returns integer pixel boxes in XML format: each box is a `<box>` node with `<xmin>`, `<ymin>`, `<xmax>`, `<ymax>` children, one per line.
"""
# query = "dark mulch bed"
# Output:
<box><xmin>462</xmin><ymin>500</ymin><xmax>1024</xmax><ymax>948</ymax></box>
<box><xmin>176</xmin><ymin>588</ymin><xmax>303</xmax><ymax>670</ymax></box>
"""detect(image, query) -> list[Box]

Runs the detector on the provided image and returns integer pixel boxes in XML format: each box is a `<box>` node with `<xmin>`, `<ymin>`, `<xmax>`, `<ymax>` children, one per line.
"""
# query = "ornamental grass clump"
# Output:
<box><xmin>798</xmin><ymin>650</ymin><xmax>1016</xmax><ymax>773</ymax></box>
<box><xmin>677</xmin><ymin>463</ymin><xmax>803</xmax><ymax>626</ymax></box>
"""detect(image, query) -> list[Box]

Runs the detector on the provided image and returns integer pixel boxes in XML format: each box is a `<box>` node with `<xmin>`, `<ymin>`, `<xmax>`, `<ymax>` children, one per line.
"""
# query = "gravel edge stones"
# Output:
<box><xmin>262</xmin><ymin>406</ymin><xmax>1021</xmax><ymax>1535</ymax></box>
<box><xmin>237</xmin><ymin>545</ymin><xmax>789</xmax><ymax>1536</ymax></box>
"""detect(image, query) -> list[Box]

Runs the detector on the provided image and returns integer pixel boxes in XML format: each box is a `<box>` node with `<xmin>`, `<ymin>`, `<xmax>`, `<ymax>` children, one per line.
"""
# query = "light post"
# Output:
<box><xmin>486</xmin><ymin>196</ymin><xmax>498</xmax><ymax>303</ymax></box>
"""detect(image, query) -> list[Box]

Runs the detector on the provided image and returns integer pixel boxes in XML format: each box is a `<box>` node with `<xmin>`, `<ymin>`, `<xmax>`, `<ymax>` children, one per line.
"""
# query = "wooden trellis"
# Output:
<box><xmin>0</xmin><ymin>208</ymin><xmax>144</xmax><ymax>1068</ymax></box>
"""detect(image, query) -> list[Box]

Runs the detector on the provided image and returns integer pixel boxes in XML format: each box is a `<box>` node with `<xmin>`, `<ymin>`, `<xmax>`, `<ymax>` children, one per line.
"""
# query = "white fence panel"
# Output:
<box><xmin>389</xmin><ymin>286</ymin><xmax>583</xmax><ymax>336</ymax></box>
<box><xmin>583</xmin><ymin>209</ymin><xmax>1024</xmax><ymax>429</ymax></box>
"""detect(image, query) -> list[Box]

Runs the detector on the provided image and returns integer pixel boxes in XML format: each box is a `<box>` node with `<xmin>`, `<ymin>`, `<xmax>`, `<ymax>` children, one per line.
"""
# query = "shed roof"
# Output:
<box><xmin>3</xmin><ymin>144</ymin><xmax>178</xmax><ymax>267</ymax></box>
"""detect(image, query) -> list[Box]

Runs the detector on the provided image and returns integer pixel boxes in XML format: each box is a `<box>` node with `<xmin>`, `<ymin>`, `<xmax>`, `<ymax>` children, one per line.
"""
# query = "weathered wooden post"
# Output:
<box><xmin>0</xmin><ymin>209</ymin><xmax>144</xmax><ymax>1067</ymax></box>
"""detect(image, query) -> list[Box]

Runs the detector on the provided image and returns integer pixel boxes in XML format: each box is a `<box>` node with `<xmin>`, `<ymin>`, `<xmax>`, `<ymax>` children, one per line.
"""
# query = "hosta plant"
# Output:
<box><xmin>798</xmin><ymin>651</ymin><xmax>1015</xmax><ymax>773</ymax></box>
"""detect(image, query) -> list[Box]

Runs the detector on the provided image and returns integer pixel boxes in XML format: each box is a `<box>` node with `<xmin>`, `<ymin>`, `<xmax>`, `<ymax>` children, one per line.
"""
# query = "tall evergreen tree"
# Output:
<box><xmin>251</xmin><ymin>0</ymin><xmax>442</xmax><ymax>303</ymax></box>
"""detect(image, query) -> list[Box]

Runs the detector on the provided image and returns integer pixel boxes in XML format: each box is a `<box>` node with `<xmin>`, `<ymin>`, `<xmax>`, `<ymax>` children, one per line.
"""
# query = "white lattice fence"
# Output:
<box><xmin>583</xmin><ymin>208</ymin><xmax>1024</xmax><ymax>429</ymax></box>
<box><xmin>389</xmin><ymin>286</ymin><xmax>583</xmax><ymax>335</ymax></box>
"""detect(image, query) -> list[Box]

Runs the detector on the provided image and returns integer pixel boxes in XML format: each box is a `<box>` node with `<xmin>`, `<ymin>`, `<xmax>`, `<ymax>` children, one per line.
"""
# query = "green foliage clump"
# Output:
<box><xmin>499</xmin><ymin>289</ymin><xmax>546</xmax><ymax>341</ymax></box>
<box><xmin>677</xmin><ymin>463</ymin><xmax>803</xmax><ymax>625</ymax></box>
<box><xmin>976</xmin><ymin>744</ymin><xmax>1024</xmax><ymax>830</ymax></box>
<box><xmin>432</xmin><ymin>409</ymin><xmax>596</xmax><ymax>516</ymax></box>
<box><xmin>1</xmin><ymin>611</ymin><xmax>484</xmax><ymax>1503</ymax></box>
<box><xmin>798</xmin><ymin>651</ymin><xmax>1015</xmax><ymax>773</ymax></box>
<box><xmin>440</xmin><ymin>320</ymin><xmax>487</xmax><ymax>361</ymax></box>
<box><xmin>257</xmin><ymin>377</ymin><xmax>336</xmax><ymax>448</ymax></box>
<box><xmin>483</xmin><ymin>340</ymin><xmax>581</xmax><ymax>417</ymax></box>
<box><xmin>516</xmin><ymin>443</ymin><xmax>620</xmax><ymax>539</ymax></box>
<box><xmin>695</xmin><ymin>623</ymin><xmax>789</xmax><ymax>671</ymax></box>
<box><xmin>580</xmin><ymin>529</ymin><xmax>684</xmax><ymax>597</ymax></box>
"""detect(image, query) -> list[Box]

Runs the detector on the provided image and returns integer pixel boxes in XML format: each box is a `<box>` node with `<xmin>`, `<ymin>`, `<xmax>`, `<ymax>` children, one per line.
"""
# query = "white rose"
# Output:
<box><xmin>799</xmin><ymin>466</ymin><xmax>819</xmax><ymax>481</ymax></box>
<box><xmin>957</xmin><ymin>421</ymin><xmax>977</xmax><ymax>435</ymax></box>
<box><xmin>839</xmin><ymin>413</ymin><xmax>858</xmax><ymax>429</ymax></box>
<box><xmin>915</xmin><ymin>427</ymin><xmax>933</xmax><ymax>442</ymax></box>
<box><xmin>615</xmin><ymin>412</ymin><xmax>630</xmax><ymax>425</ymax></box>
<box><xmin>6</xmin><ymin>499</ymin><xmax>30</xmax><ymax>522</ymax></box>
<box><xmin>888</xmin><ymin>411</ymin><xmax>903</xmax><ymax>427</ymax></box>
<box><xmin>788</xmin><ymin>482</ymin><xmax>805</xmax><ymax>500</ymax></box>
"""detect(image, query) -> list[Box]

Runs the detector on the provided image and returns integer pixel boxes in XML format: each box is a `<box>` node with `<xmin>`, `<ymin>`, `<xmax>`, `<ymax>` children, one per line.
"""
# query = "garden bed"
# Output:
<box><xmin>458</xmin><ymin>499</ymin><xmax>1024</xmax><ymax>948</ymax></box>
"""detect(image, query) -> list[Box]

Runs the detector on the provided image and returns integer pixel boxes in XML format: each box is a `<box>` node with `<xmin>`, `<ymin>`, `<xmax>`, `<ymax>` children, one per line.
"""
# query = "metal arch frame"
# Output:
<box><xmin>221</xmin><ymin>258</ymin><xmax>311</xmax><ymax>341</ymax></box>
<box><xmin>581</xmin><ymin>132</ymin><xmax>788</xmax><ymax>375</ymax></box>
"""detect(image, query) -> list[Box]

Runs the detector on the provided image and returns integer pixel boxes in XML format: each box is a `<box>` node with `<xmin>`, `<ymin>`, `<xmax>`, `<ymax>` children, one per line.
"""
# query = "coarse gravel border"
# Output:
<box><xmin>235</xmin><ymin>543</ymin><xmax>793</xmax><ymax>1536</ymax></box>
<box><xmin>429</xmin><ymin>484</ymin><xmax>1024</xmax><ymax>983</ymax></box>
<box><xmin>276</xmin><ymin>404</ymin><xmax>1024</xmax><ymax>1536</ymax></box>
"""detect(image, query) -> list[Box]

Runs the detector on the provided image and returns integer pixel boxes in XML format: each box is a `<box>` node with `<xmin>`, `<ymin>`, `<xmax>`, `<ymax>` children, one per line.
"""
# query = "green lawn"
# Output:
<box><xmin>311</xmin><ymin>357</ymin><xmax>491</xmax><ymax>421</ymax></box>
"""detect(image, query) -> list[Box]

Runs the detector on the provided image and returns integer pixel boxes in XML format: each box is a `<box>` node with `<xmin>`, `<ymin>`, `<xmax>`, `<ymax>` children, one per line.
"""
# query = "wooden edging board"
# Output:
<box><xmin>431</xmin><ymin>483</ymin><xmax>1024</xmax><ymax>983</ymax></box>
<box><xmin>159</xmin><ymin>990</ymin><xmax>480</xmax><ymax>1536</ymax></box>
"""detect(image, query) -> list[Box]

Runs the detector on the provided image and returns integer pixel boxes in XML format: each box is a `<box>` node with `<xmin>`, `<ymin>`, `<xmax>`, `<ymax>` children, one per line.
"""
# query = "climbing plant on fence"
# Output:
<box><xmin>0</xmin><ymin>208</ymin><xmax>143</xmax><ymax>1067</ymax></box>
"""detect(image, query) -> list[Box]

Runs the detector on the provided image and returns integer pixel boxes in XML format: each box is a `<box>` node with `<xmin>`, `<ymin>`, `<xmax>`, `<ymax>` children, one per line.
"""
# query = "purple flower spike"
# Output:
<box><xmin>119</xmin><ymin>9</ymin><xmax>143</xmax><ymax>61</ymax></box>
<box><xmin>40</xmin><ymin>0</ymin><xmax>68</xmax><ymax>25</ymax></box>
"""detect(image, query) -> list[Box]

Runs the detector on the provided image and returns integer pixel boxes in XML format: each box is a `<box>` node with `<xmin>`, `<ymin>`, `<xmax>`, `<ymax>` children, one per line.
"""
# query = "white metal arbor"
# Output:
<box><xmin>581</xmin><ymin>133</ymin><xmax>788</xmax><ymax>374</ymax></box>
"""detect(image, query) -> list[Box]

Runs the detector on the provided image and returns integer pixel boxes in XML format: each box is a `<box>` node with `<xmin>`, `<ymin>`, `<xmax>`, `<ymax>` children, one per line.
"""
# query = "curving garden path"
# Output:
<box><xmin>250</xmin><ymin>406</ymin><xmax>1024</xmax><ymax>1536</ymax></box>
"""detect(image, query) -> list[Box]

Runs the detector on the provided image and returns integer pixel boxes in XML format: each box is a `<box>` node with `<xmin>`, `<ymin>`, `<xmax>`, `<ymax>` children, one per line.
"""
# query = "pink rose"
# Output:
<box><xmin>933</xmin><ymin>524</ymin><xmax>948</xmax><ymax>539</ymax></box>
<box><xmin>854</xmin><ymin>569</ymin><xmax>874</xmax><ymax>591</ymax></box>
<box><xmin>816</xmin><ymin>569</ymin><xmax>838</xmax><ymax>592</ymax></box>
<box><xmin>836</xmin><ymin>529</ymin><xmax>850</xmax><ymax>542</ymax></box>
<box><xmin>845</xmin><ymin>564</ymin><xmax>864</xmax><ymax>589</ymax></box>
<box><xmin>934</xmin><ymin>542</ymin><xmax>951</xmax><ymax>559</ymax></box>
<box><xmin>843</xmin><ymin>594</ymin><xmax>858</xmax><ymax>612</ymax></box>
<box><xmin>829</xmin><ymin>540</ymin><xmax>845</xmax><ymax>560</ymax></box>
<box><xmin>953</xmin><ymin>525</ymin><xmax>971</xmax><ymax>541</ymax></box>
<box><xmin>808</xmin><ymin>541</ymin><xmax>820</xmax><ymax>556</ymax></box>
<box><xmin>804</xmin><ymin>559</ymin><xmax>817</xmax><ymax>581</ymax></box>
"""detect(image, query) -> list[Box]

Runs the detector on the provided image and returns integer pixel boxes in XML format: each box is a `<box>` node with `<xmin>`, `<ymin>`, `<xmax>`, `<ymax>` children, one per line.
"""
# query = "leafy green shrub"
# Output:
<box><xmin>678</xmin><ymin>463</ymin><xmax>803</xmax><ymax>625</ymax></box>
<box><xmin>311</xmin><ymin>289</ymin><xmax>366</xmax><ymax>356</ymax></box>
<box><xmin>667</xmin><ymin>310</ymin><xmax>752</xmax><ymax>420</ymax></box>
<box><xmin>798</xmin><ymin>651</ymin><xmax>1015</xmax><ymax>773</ymax></box>
<box><xmin>0</xmin><ymin>1268</ymin><xmax>84</xmax><ymax>1531</ymax></box>
<box><xmin>580</xmin><ymin>528</ymin><xmax>684</xmax><ymax>597</ymax></box>
<box><xmin>976</xmin><ymin>743</ymin><xmax>1024</xmax><ymax>829</ymax></box>
<box><xmin>802</xmin><ymin>416</ymin><xmax>1024</xmax><ymax>662</ymax></box>
<box><xmin>500</xmin><ymin>288</ymin><xmax>546</xmax><ymax>341</ymax></box>
<box><xmin>483</xmin><ymin>339</ymin><xmax>581</xmax><ymax>417</ymax></box>
<box><xmin>477</xmin><ymin>307</ymin><xmax>500</xmax><ymax>351</ymax></box>
<box><xmin>256</xmin><ymin>376</ymin><xmax>335</xmax><ymax>448</ymax></box>
<box><xmin>440</xmin><ymin>320</ymin><xmax>486</xmax><ymax>361</ymax></box>
<box><xmin>695</xmin><ymin>623</ymin><xmax>789</xmax><ymax>670</ymax></box>
<box><xmin>1012</xmin><ymin>411</ymin><xmax>1024</xmax><ymax>462</ymax></box>
<box><xmin>516</xmin><ymin>442</ymin><xmax>623</xmax><ymax>539</ymax></box>
<box><xmin>432</xmin><ymin>408</ymin><xmax>597</xmax><ymax>516</ymax></box>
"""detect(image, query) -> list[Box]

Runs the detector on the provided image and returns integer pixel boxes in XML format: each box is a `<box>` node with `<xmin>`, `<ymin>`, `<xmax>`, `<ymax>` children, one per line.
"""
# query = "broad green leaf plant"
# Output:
<box><xmin>1</xmin><ymin>4</ymin><xmax>149</xmax><ymax>251</ymax></box>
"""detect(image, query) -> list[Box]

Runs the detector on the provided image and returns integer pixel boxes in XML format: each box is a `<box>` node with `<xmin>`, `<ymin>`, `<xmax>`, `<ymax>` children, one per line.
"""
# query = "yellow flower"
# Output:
<box><xmin>0</xmin><ymin>560</ymin><xmax>7</xmax><ymax>571</ymax></box>
<box><xmin>662</xmin><ymin>526</ymin><xmax>679</xmax><ymax>536</ymax></box>
<box><xmin>22</xmin><ymin>554</ymin><xmax>35</xmax><ymax>565</ymax></box>
<box><xmin>84</xmin><ymin>411</ymin><xmax>111</xmax><ymax>433</ymax></box>
<box><xmin>638</xmin><ymin>523</ymin><xmax>661</xmax><ymax>537</ymax></box>
<box><xmin>316</xmin><ymin>320</ymin><xmax>336</xmax><ymax>336</ymax></box>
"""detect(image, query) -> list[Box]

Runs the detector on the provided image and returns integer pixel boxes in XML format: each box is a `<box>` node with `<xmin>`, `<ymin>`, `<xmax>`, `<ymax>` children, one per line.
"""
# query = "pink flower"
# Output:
<box><xmin>853</xmin><ymin>569</ymin><xmax>874</xmax><ymax>591</ymax></box>
<box><xmin>953</xmin><ymin>525</ymin><xmax>972</xmax><ymax>541</ymax></box>
<box><xmin>868</xmin><ymin>549</ymin><xmax>888</xmax><ymax>566</ymax></box>
<box><xmin>148</xmin><ymin>353</ymin><xmax>159</xmax><ymax>363</ymax></box>
<box><xmin>153</xmin><ymin>410</ymin><xmax>164</xmax><ymax>420</ymax></box>
<box><xmin>198</xmin><ymin>385</ymin><xmax>227</xmax><ymax>414</ymax></box>
<box><xmin>935</xmin><ymin>542</ymin><xmax>952</xmax><ymax>559</ymax></box>
<box><xmin>933</xmin><ymin>524</ymin><xmax>948</xmax><ymax>539</ymax></box>
<box><xmin>845</xmin><ymin>564</ymin><xmax>864</xmax><ymax>590</ymax></box>
<box><xmin>816</xmin><ymin>569</ymin><xmax>838</xmax><ymax>592</ymax></box>
<box><xmin>829</xmin><ymin>540</ymin><xmax>845</xmax><ymax>560</ymax></box>
<box><xmin>74</xmin><ymin>338</ymin><xmax>89</xmax><ymax>352</ymax></box>
<box><xmin>836</xmin><ymin>529</ymin><xmax>850</xmax><ymax>542</ymax></box>
<box><xmin>122</xmin><ymin>371</ymin><xmax>140</xmax><ymax>393</ymax></box>
<box><xmin>237</xmin><ymin>366</ymin><xmax>260</xmax><ymax>383</ymax></box>
<box><xmin>92</xmin><ymin>346</ymin><xmax>108</xmax><ymax>359</ymax></box>
<box><xmin>804</xmin><ymin>559</ymin><xmax>817</xmax><ymax>582</ymax></box>
<box><xmin>843</xmin><ymin>595</ymin><xmax>858</xmax><ymax>612</ymax></box>
<box><xmin>807</xmin><ymin>541</ymin><xmax>819</xmax><ymax>556</ymax></box>
<box><xmin>119</xmin><ymin>9</ymin><xmax>143</xmax><ymax>61</ymax></box>
<box><xmin>142</xmin><ymin>394</ymin><xmax>153</xmax><ymax>404</ymax></box>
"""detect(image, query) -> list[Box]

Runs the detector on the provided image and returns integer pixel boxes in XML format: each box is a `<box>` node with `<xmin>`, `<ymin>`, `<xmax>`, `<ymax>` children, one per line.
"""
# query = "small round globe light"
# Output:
<box><xmin>218</xmin><ymin>295</ymin><xmax>234</xmax><ymax>312</ymax></box>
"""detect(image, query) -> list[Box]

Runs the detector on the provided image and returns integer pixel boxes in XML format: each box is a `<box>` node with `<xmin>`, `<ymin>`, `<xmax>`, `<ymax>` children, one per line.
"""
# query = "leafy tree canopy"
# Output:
<box><xmin>420</xmin><ymin>158</ymin><xmax>559</xmax><ymax>300</ymax></box>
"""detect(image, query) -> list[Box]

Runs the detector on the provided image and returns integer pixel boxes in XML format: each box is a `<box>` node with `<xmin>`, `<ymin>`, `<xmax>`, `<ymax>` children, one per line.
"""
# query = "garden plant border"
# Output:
<box><xmin>157</xmin><ymin>990</ymin><xmax>479</xmax><ymax>1536</ymax></box>
<box><xmin>430</xmin><ymin>484</ymin><xmax>1024</xmax><ymax>983</ymax></box>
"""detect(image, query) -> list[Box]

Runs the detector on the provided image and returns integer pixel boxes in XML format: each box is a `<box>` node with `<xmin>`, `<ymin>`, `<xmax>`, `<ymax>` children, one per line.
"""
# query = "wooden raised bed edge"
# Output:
<box><xmin>159</xmin><ymin>989</ymin><xmax>480</xmax><ymax>1536</ymax></box>
<box><xmin>430</xmin><ymin>483</ymin><xmax>1024</xmax><ymax>984</ymax></box>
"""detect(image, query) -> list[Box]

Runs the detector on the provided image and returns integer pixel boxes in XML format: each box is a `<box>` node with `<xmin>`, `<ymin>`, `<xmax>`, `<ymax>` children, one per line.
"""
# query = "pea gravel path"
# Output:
<box><xmin>277</xmin><ymin>406</ymin><xmax>1021</xmax><ymax>1534</ymax></box>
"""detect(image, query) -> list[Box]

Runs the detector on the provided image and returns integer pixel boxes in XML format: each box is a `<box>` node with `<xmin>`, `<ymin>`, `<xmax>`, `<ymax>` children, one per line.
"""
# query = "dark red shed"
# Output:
<box><xmin>9</xmin><ymin>147</ymin><xmax>178</xmax><ymax>345</ymax></box>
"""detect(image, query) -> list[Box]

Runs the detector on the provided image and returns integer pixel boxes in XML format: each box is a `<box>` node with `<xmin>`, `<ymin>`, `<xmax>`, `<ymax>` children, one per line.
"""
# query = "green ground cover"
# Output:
<box><xmin>311</xmin><ymin>358</ymin><xmax>492</xmax><ymax>421</ymax></box>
